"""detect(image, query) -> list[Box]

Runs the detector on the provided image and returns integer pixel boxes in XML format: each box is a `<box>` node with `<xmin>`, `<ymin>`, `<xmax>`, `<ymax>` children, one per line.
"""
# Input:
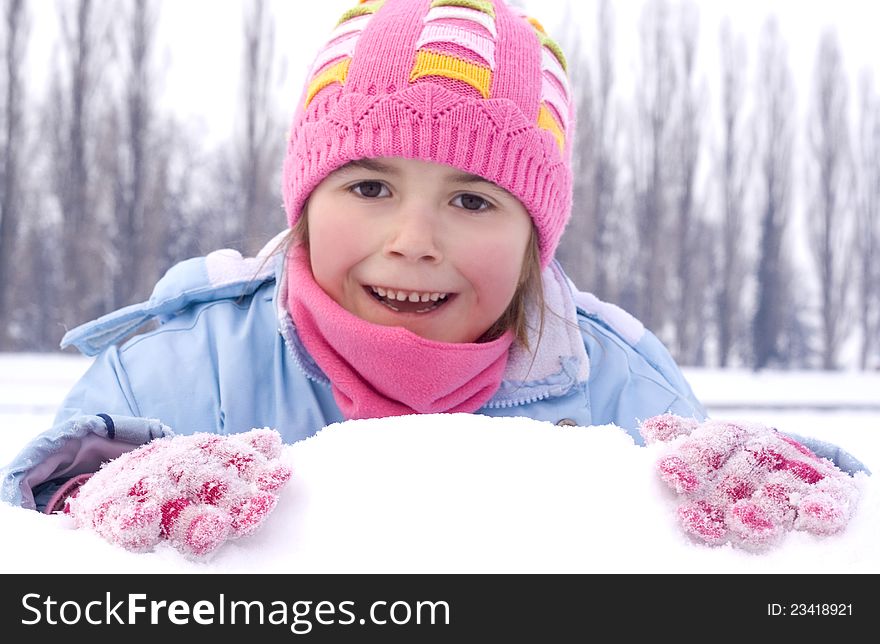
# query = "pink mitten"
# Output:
<box><xmin>65</xmin><ymin>428</ymin><xmax>292</xmax><ymax>557</ymax></box>
<box><xmin>639</xmin><ymin>414</ymin><xmax>859</xmax><ymax>550</ymax></box>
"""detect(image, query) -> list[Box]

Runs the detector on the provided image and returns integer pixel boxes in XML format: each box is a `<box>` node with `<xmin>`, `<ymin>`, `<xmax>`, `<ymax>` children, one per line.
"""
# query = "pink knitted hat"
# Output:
<box><xmin>282</xmin><ymin>0</ymin><xmax>574</xmax><ymax>268</ymax></box>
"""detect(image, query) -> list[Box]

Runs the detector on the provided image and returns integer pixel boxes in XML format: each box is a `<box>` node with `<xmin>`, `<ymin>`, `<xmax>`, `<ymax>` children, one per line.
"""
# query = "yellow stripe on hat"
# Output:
<box><xmin>526</xmin><ymin>16</ymin><xmax>546</xmax><ymax>34</ymax></box>
<box><xmin>538</xmin><ymin>104</ymin><xmax>565</xmax><ymax>153</ymax></box>
<box><xmin>410</xmin><ymin>50</ymin><xmax>492</xmax><ymax>99</ymax></box>
<box><xmin>305</xmin><ymin>58</ymin><xmax>352</xmax><ymax>108</ymax></box>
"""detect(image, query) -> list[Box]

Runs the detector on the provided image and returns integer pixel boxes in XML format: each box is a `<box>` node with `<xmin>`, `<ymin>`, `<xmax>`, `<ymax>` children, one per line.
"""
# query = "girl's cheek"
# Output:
<box><xmin>466</xmin><ymin>249</ymin><xmax>521</xmax><ymax>299</ymax></box>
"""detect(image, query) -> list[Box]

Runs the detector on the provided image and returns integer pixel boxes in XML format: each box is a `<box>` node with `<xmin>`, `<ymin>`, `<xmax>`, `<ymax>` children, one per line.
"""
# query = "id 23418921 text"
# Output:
<box><xmin>768</xmin><ymin>604</ymin><xmax>852</xmax><ymax>616</ymax></box>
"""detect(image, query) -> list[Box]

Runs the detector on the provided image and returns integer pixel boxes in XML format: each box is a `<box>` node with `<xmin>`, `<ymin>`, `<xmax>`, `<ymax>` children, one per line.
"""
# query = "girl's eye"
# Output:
<box><xmin>351</xmin><ymin>181</ymin><xmax>388</xmax><ymax>199</ymax></box>
<box><xmin>454</xmin><ymin>193</ymin><xmax>491</xmax><ymax>211</ymax></box>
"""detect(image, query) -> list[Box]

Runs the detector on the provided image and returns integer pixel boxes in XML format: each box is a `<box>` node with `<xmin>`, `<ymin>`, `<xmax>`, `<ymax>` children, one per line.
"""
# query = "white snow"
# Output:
<box><xmin>0</xmin><ymin>353</ymin><xmax>877</xmax><ymax>573</ymax></box>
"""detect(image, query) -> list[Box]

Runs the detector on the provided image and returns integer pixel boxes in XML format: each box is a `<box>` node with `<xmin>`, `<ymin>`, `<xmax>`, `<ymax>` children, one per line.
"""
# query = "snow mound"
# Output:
<box><xmin>0</xmin><ymin>413</ymin><xmax>875</xmax><ymax>573</ymax></box>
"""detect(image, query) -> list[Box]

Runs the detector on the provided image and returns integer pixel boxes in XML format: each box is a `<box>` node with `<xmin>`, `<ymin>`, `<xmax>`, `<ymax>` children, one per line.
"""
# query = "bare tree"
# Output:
<box><xmin>108</xmin><ymin>0</ymin><xmax>171</xmax><ymax>307</ymax></box>
<box><xmin>586</xmin><ymin>0</ymin><xmax>619</xmax><ymax>302</ymax></box>
<box><xmin>119</xmin><ymin>0</ymin><xmax>154</xmax><ymax>304</ymax></box>
<box><xmin>777</xmin><ymin>258</ymin><xmax>816</xmax><ymax>368</ymax></box>
<box><xmin>806</xmin><ymin>30</ymin><xmax>853</xmax><ymax>370</ymax></box>
<box><xmin>630</xmin><ymin>0</ymin><xmax>677</xmax><ymax>334</ymax></box>
<box><xmin>856</xmin><ymin>72</ymin><xmax>880</xmax><ymax>369</ymax></box>
<box><xmin>12</xmin><ymin>187</ymin><xmax>61</xmax><ymax>350</ymax></box>
<box><xmin>555</xmin><ymin>7</ymin><xmax>596</xmax><ymax>291</ymax></box>
<box><xmin>714</xmin><ymin>19</ymin><xmax>751</xmax><ymax>367</ymax></box>
<box><xmin>48</xmin><ymin>0</ymin><xmax>115</xmax><ymax>330</ymax></box>
<box><xmin>0</xmin><ymin>0</ymin><xmax>28</xmax><ymax>348</ymax></box>
<box><xmin>752</xmin><ymin>18</ymin><xmax>795</xmax><ymax>370</ymax></box>
<box><xmin>556</xmin><ymin>0</ymin><xmax>620</xmax><ymax>303</ymax></box>
<box><xmin>158</xmin><ymin>119</ymin><xmax>210</xmax><ymax>263</ymax></box>
<box><xmin>670</xmin><ymin>1</ymin><xmax>705</xmax><ymax>363</ymax></box>
<box><xmin>238</xmin><ymin>0</ymin><xmax>284</xmax><ymax>255</ymax></box>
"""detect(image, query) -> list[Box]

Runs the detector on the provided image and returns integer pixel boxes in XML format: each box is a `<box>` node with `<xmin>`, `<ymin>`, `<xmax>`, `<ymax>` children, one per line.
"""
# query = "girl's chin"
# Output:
<box><xmin>365</xmin><ymin>315</ymin><xmax>469</xmax><ymax>343</ymax></box>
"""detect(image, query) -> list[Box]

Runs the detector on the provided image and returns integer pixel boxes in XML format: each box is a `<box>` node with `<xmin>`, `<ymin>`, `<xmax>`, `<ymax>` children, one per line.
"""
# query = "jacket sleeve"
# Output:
<box><xmin>3</xmin><ymin>244</ymin><xmax>287</xmax><ymax>512</ymax></box>
<box><xmin>577</xmin><ymin>307</ymin><xmax>709</xmax><ymax>436</ymax></box>
<box><xmin>0</xmin><ymin>347</ymin><xmax>173</xmax><ymax>511</ymax></box>
<box><xmin>51</xmin><ymin>343</ymin><xmax>163</xmax><ymax>425</ymax></box>
<box><xmin>781</xmin><ymin>433</ymin><xmax>870</xmax><ymax>476</ymax></box>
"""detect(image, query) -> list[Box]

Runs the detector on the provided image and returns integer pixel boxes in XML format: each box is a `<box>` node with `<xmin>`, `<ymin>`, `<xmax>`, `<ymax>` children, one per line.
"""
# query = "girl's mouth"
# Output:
<box><xmin>366</xmin><ymin>286</ymin><xmax>453</xmax><ymax>314</ymax></box>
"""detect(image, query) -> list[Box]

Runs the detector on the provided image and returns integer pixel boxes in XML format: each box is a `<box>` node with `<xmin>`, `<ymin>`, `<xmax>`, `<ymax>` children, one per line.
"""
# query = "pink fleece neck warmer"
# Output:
<box><xmin>285</xmin><ymin>246</ymin><xmax>513</xmax><ymax>420</ymax></box>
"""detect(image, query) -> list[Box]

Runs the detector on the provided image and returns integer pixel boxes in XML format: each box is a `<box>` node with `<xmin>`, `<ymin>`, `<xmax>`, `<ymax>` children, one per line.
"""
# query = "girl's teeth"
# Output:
<box><xmin>370</xmin><ymin>286</ymin><xmax>449</xmax><ymax>304</ymax></box>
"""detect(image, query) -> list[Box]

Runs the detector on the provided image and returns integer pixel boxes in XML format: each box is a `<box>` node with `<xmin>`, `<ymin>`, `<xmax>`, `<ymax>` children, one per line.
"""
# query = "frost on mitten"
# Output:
<box><xmin>639</xmin><ymin>414</ymin><xmax>859</xmax><ymax>551</ymax></box>
<box><xmin>66</xmin><ymin>428</ymin><xmax>292</xmax><ymax>558</ymax></box>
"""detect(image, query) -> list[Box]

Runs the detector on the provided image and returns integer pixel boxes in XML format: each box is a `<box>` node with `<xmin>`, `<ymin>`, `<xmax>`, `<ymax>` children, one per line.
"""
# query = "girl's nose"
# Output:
<box><xmin>383</xmin><ymin>210</ymin><xmax>443</xmax><ymax>263</ymax></box>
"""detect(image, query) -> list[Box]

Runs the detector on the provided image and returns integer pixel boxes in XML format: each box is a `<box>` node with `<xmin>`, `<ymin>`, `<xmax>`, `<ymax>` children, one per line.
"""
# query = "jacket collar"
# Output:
<box><xmin>485</xmin><ymin>260</ymin><xmax>590</xmax><ymax>408</ymax></box>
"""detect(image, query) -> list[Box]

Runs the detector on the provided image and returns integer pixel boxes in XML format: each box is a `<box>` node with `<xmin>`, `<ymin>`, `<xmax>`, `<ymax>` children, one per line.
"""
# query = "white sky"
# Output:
<box><xmin>170</xmin><ymin>0</ymin><xmax>880</xmax><ymax>144</ymax></box>
<box><xmin>0</xmin><ymin>353</ymin><xmax>877</xmax><ymax>573</ymax></box>
<box><xmin>25</xmin><ymin>0</ymin><xmax>880</xmax><ymax>144</ymax></box>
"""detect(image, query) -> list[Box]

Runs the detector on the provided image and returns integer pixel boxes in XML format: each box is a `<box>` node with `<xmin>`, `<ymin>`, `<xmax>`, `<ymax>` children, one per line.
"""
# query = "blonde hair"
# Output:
<box><xmin>285</xmin><ymin>213</ymin><xmax>545</xmax><ymax>350</ymax></box>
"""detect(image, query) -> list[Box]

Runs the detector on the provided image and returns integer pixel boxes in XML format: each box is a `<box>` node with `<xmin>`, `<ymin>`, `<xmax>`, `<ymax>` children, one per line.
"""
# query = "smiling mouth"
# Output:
<box><xmin>366</xmin><ymin>286</ymin><xmax>453</xmax><ymax>314</ymax></box>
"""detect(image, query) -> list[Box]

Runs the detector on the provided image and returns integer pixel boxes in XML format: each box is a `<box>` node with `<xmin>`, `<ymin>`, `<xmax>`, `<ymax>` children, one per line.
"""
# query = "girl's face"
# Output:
<box><xmin>306</xmin><ymin>157</ymin><xmax>533</xmax><ymax>343</ymax></box>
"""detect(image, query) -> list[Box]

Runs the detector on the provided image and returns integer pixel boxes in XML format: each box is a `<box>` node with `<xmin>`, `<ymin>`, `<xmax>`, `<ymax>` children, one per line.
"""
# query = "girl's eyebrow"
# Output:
<box><xmin>446</xmin><ymin>172</ymin><xmax>514</xmax><ymax>200</ymax></box>
<box><xmin>336</xmin><ymin>159</ymin><xmax>396</xmax><ymax>174</ymax></box>
<box><xmin>335</xmin><ymin>159</ymin><xmax>509</xmax><ymax>194</ymax></box>
<box><xmin>448</xmin><ymin>171</ymin><xmax>494</xmax><ymax>186</ymax></box>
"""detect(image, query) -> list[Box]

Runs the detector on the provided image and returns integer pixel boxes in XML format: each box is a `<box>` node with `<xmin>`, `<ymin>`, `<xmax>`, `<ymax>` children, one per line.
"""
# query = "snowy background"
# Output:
<box><xmin>0</xmin><ymin>353</ymin><xmax>876</xmax><ymax>574</ymax></box>
<box><xmin>3</xmin><ymin>0</ymin><xmax>877</xmax><ymax>576</ymax></box>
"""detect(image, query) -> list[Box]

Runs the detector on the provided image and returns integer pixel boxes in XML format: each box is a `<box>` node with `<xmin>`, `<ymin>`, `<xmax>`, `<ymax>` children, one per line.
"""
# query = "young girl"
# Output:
<box><xmin>1</xmin><ymin>0</ymin><xmax>864</xmax><ymax>519</ymax></box>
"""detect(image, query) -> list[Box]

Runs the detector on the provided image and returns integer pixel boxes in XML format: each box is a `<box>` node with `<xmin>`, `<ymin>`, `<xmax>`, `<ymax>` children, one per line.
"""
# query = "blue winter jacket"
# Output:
<box><xmin>2</xmin><ymin>236</ymin><xmax>866</xmax><ymax>510</ymax></box>
<box><xmin>53</xmin><ymin>237</ymin><xmax>707</xmax><ymax>440</ymax></box>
